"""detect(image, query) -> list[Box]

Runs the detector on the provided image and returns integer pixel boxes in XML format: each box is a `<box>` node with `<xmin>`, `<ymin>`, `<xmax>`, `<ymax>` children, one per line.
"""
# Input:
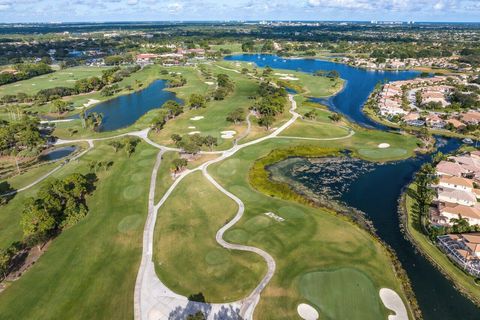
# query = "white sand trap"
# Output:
<box><xmin>297</xmin><ymin>303</ymin><xmax>319</xmax><ymax>320</ymax></box>
<box><xmin>83</xmin><ymin>99</ymin><xmax>100</xmax><ymax>108</ymax></box>
<box><xmin>379</xmin><ymin>288</ymin><xmax>408</xmax><ymax>320</ymax></box>
<box><xmin>205</xmin><ymin>81</ymin><xmax>214</xmax><ymax>85</ymax></box>
<box><xmin>280</xmin><ymin>76</ymin><xmax>299</xmax><ymax>81</ymax></box>
<box><xmin>190</xmin><ymin>116</ymin><xmax>204</xmax><ymax>121</ymax></box>
<box><xmin>274</xmin><ymin>72</ymin><xmax>292</xmax><ymax>77</ymax></box>
<box><xmin>378</xmin><ymin>143</ymin><xmax>391</xmax><ymax>149</ymax></box>
<box><xmin>31</xmin><ymin>84</ymin><xmax>36</xmax><ymax>86</ymax></box>
<box><xmin>221</xmin><ymin>130</ymin><xmax>236</xmax><ymax>139</ymax></box>
<box><xmin>188</xmin><ymin>126</ymin><xmax>196</xmax><ymax>129</ymax></box>
<box><xmin>188</xmin><ymin>131</ymin><xmax>201</xmax><ymax>135</ymax></box>
<box><xmin>49</xmin><ymin>79</ymin><xmax>54</xmax><ymax>82</ymax></box>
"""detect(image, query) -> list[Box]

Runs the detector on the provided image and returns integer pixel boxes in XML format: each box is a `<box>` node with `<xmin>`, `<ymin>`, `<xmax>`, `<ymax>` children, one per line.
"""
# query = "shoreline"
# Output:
<box><xmin>399</xmin><ymin>185</ymin><xmax>480</xmax><ymax>308</ymax></box>
<box><xmin>249</xmin><ymin>146</ymin><xmax>422</xmax><ymax>319</ymax></box>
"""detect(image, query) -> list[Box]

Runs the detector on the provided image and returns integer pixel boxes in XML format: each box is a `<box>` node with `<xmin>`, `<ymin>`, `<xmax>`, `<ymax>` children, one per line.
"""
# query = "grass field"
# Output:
<box><xmin>0</xmin><ymin>140</ymin><xmax>156</xmax><ymax>319</ymax></box>
<box><xmin>153</xmin><ymin>171</ymin><xmax>266</xmax><ymax>302</ymax></box>
<box><xmin>0</xmin><ymin>66</ymin><xmax>110</xmax><ymax>97</ymax></box>
<box><xmin>299</xmin><ymin>268</ymin><xmax>388</xmax><ymax>320</ymax></box>
<box><xmin>206</xmin><ymin>138</ymin><xmax>413</xmax><ymax>319</ymax></box>
<box><xmin>404</xmin><ymin>184</ymin><xmax>480</xmax><ymax>305</ymax></box>
<box><xmin>148</xmin><ymin>63</ymin><xmax>260</xmax><ymax>150</ymax></box>
<box><xmin>279</xmin><ymin>120</ymin><xmax>351</xmax><ymax>139</ymax></box>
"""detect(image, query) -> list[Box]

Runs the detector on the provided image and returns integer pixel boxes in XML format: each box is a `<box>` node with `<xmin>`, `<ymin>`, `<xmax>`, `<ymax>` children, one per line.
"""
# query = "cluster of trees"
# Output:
<box><xmin>171</xmin><ymin>133</ymin><xmax>218</xmax><ymax>154</ymax></box>
<box><xmin>150</xmin><ymin>100</ymin><xmax>184</xmax><ymax>132</ymax></box>
<box><xmin>449</xmin><ymin>90</ymin><xmax>479</xmax><ymax>109</ymax></box>
<box><xmin>0</xmin><ymin>118</ymin><xmax>45</xmax><ymax>158</ymax></box>
<box><xmin>213</xmin><ymin>73</ymin><xmax>234</xmax><ymax>100</ymax></box>
<box><xmin>107</xmin><ymin>137</ymin><xmax>141</xmax><ymax>157</ymax></box>
<box><xmin>171</xmin><ymin>158</ymin><xmax>188</xmax><ymax>174</ymax></box>
<box><xmin>20</xmin><ymin>173</ymin><xmax>94</xmax><ymax>244</ymax></box>
<box><xmin>226</xmin><ymin>108</ymin><xmax>246</xmax><ymax>124</ymax></box>
<box><xmin>0</xmin><ymin>62</ymin><xmax>53</xmax><ymax>86</ymax></box>
<box><xmin>0</xmin><ymin>173</ymin><xmax>94</xmax><ymax>281</ymax></box>
<box><xmin>314</xmin><ymin>70</ymin><xmax>340</xmax><ymax>79</ymax></box>
<box><xmin>80</xmin><ymin>110</ymin><xmax>104</xmax><ymax>132</ymax></box>
<box><xmin>167</xmin><ymin>74</ymin><xmax>187</xmax><ymax>88</ymax></box>
<box><xmin>251</xmin><ymin>81</ymin><xmax>287</xmax><ymax>130</ymax></box>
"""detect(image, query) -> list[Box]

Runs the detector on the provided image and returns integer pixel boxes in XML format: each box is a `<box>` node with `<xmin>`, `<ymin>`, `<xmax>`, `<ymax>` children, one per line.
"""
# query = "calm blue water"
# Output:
<box><xmin>40</xmin><ymin>146</ymin><xmax>76</xmax><ymax>161</ymax></box>
<box><xmin>227</xmin><ymin>54</ymin><xmax>480</xmax><ymax>319</ymax></box>
<box><xmin>85</xmin><ymin>79</ymin><xmax>180</xmax><ymax>131</ymax></box>
<box><xmin>225</xmin><ymin>54</ymin><xmax>419</xmax><ymax>129</ymax></box>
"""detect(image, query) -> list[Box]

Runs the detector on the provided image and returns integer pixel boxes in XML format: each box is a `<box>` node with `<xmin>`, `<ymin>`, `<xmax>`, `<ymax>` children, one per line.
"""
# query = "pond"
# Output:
<box><xmin>227</xmin><ymin>54</ymin><xmax>480</xmax><ymax>319</ymax></box>
<box><xmin>39</xmin><ymin>145</ymin><xmax>77</xmax><ymax>161</ymax></box>
<box><xmin>84</xmin><ymin>79</ymin><xmax>181</xmax><ymax>131</ymax></box>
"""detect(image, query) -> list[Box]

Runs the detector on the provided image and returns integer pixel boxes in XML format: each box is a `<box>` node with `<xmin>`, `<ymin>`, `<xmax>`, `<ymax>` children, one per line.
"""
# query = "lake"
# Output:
<box><xmin>226</xmin><ymin>54</ymin><xmax>480</xmax><ymax>319</ymax></box>
<box><xmin>85</xmin><ymin>79</ymin><xmax>180</xmax><ymax>131</ymax></box>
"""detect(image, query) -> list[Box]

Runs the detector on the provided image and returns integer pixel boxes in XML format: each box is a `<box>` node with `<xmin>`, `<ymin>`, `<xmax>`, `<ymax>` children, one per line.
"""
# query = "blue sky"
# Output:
<box><xmin>0</xmin><ymin>0</ymin><xmax>479</xmax><ymax>23</ymax></box>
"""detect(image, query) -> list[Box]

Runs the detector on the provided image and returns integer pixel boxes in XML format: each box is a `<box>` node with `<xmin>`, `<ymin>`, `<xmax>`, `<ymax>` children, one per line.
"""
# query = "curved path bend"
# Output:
<box><xmin>135</xmin><ymin>94</ymin><xmax>300</xmax><ymax>320</ymax></box>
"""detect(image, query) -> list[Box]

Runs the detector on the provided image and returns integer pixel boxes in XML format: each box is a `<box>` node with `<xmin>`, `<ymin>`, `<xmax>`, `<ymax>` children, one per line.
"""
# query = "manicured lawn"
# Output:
<box><xmin>279</xmin><ymin>120</ymin><xmax>350</xmax><ymax>139</ymax></box>
<box><xmin>207</xmin><ymin>138</ymin><xmax>413</xmax><ymax>319</ymax></box>
<box><xmin>0</xmin><ymin>140</ymin><xmax>156</xmax><ymax>319</ymax></box>
<box><xmin>149</xmin><ymin>64</ymin><xmax>260</xmax><ymax>150</ymax></box>
<box><xmin>0</xmin><ymin>66</ymin><xmax>109</xmax><ymax>97</ymax></box>
<box><xmin>299</xmin><ymin>268</ymin><xmax>389</xmax><ymax>320</ymax></box>
<box><xmin>153</xmin><ymin>171</ymin><xmax>266</xmax><ymax>302</ymax></box>
<box><xmin>404</xmin><ymin>184</ymin><xmax>480</xmax><ymax>305</ymax></box>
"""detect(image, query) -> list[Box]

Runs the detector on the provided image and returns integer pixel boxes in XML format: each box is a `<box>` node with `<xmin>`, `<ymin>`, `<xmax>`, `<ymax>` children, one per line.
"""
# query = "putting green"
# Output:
<box><xmin>299</xmin><ymin>268</ymin><xmax>388</xmax><ymax>320</ymax></box>
<box><xmin>358</xmin><ymin>148</ymin><xmax>407</xmax><ymax>160</ymax></box>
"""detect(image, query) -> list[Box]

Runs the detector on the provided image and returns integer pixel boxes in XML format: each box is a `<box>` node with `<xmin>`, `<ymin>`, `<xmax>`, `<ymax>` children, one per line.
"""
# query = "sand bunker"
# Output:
<box><xmin>280</xmin><ymin>76</ymin><xmax>299</xmax><ymax>81</ymax></box>
<box><xmin>221</xmin><ymin>130</ymin><xmax>236</xmax><ymax>139</ymax></box>
<box><xmin>297</xmin><ymin>303</ymin><xmax>319</xmax><ymax>320</ymax></box>
<box><xmin>188</xmin><ymin>131</ymin><xmax>201</xmax><ymax>135</ymax></box>
<box><xmin>378</xmin><ymin>143</ymin><xmax>391</xmax><ymax>149</ymax></box>
<box><xmin>188</xmin><ymin>126</ymin><xmax>196</xmax><ymax>129</ymax></box>
<box><xmin>379</xmin><ymin>288</ymin><xmax>408</xmax><ymax>320</ymax></box>
<box><xmin>83</xmin><ymin>99</ymin><xmax>100</xmax><ymax>108</ymax></box>
<box><xmin>205</xmin><ymin>81</ymin><xmax>214</xmax><ymax>85</ymax></box>
<box><xmin>190</xmin><ymin>116</ymin><xmax>204</xmax><ymax>121</ymax></box>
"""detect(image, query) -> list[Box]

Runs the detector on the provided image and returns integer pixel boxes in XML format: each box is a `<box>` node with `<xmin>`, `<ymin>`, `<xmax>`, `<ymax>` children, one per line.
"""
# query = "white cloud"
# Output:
<box><xmin>127</xmin><ymin>0</ymin><xmax>138</xmax><ymax>5</ymax></box>
<box><xmin>167</xmin><ymin>2</ymin><xmax>183</xmax><ymax>13</ymax></box>
<box><xmin>434</xmin><ymin>1</ymin><xmax>445</xmax><ymax>10</ymax></box>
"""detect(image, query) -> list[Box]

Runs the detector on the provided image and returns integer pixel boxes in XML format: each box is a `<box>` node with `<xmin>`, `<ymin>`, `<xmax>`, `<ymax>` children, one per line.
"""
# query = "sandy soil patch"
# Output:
<box><xmin>378</xmin><ymin>143</ymin><xmax>391</xmax><ymax>149</ymax></box>
<box><xmin>190</xmin><ymin>116</ymin><xmax>204</xmax><ymax>121</ymax></box>
<box><xmin>83</xmin><ymin>99</ymin><xmax>100</xmax><ymax>108</ymax></box>
<box><xmin>275</xmin><ymin>72</ymin><xmax>292</xmax><ymax>77</ymax></box>
<box><xmin>205</xmin><ymin>81</ymin><xmax>214</xmax><ymax>85</ymax></box>
<box><xmin>188</xmin><ymin>131</ymin><xmax>201</xmax><ymax>135</ymax></box>
<box><xmin>379</xmin><ymin>288</ymin><xmax>408</xmax><ymax>320</ymax></box>
<box><xmin>188</xmin><ymin>126</ymin><xmax>196</xmax><ymax>129</ymax></box>
<box><xmin>297</xmin><ymin>303</ymin><xmax>319</xmax><ymax>320</ymax></box>
<box><xmin>280</xmin><ymin>76</ymin><xmax>299</xmax><ymax>81</ymax></box>
<box><xmin>14</xmin><ymin>84</ymin><xmax>21</xmax><ymax>86</ymax></box>
<box><xmin>221</xmin><ymin>130</ymin><xmax>236</xmax><ymax>139</ymax></box>
<box><xmin>31</xmin><ymin>84</ymin><xmax>36</xmax><ymax>86</ymax></box>
<box><xmin>66</xmin><ymin>79</ymin><xmax>76</xmax><ymax>82</ymax></box>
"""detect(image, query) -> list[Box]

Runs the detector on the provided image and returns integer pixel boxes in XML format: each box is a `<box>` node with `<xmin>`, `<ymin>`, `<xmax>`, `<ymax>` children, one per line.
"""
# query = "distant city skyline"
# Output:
<box><xmin>0</xmin><ymin>0</ymin><xmax>479</xmax><ymax>23</ymax></box>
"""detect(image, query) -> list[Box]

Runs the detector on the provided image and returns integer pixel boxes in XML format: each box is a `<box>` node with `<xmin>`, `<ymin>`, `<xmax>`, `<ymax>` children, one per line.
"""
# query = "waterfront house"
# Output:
<box><xmin>437</xmin><ymin>188</ymin><xmax>477</xmax><ymax>207</ymax></box>
<box><xmin>425</xmin><ymin>114</ymin><xmax>445</xmax><ymax>128</ymax></box>
<box><xmin>440</xmin><ymin>204</ymin><xmax>480</xmax><ymax>226</ymax></box>
<box><xmin>438</xmin><ymin>233</ymin><xmax>480</xmax><ymax>277</ymax></box>
<box><xmin>462</xmin><ymin>111</ymin><xmax>480</xmax><ymax>125</ymax></box>
<box><xmin>438</xmin><ymin>176</ymin><xmax>474</xmax><ymax>192</ymax></box>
